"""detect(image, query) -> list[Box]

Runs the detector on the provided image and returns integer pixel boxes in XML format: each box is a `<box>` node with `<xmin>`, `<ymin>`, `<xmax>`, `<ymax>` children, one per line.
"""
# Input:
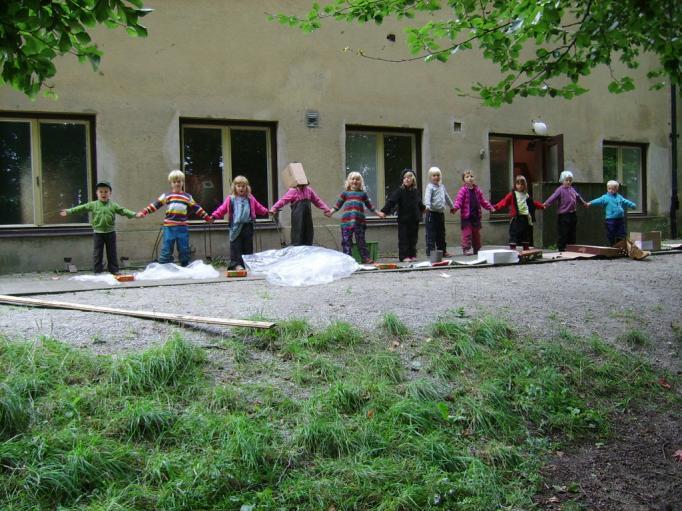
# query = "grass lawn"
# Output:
<box><xmin>0</xmin><ymin>314</ymin><xmax>678</xmax><ymax>510</ymax></box>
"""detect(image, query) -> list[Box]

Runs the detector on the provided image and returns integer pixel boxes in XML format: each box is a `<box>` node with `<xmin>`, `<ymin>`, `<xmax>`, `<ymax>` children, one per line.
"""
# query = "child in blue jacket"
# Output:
<box><xmin>586</xmin><ymin>180</ymin><xmax>636</xmax><ymax>245</ymax></box>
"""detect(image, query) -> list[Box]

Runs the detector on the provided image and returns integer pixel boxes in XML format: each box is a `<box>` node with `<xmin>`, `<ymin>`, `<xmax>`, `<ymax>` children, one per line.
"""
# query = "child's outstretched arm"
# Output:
<box><xmin>543</xmin><ymin>186</ymin><xmax>561</xmax><ymax>208</ymax></box>
<box><xmin>307</xmin><ymin>187</ymin><xmax>332</xmax><ymax>214</ymax></box>
<box><xmin>476</xmin><ymin>187</ymin><xmax>495</xmax><ymax>211</ymax></box>
<box><xmin>188</xmin><ymin>198</ymin><xmax>213</xmax><ymax>223</ymax></box>
<box><xmin>622</xmin><ymin>196</ymin><xmax>637</xmax><ymax>210</ymax></box>
<box><xmin>60</xmin><ymin>202</ymin><xmax>91</xmax><ymax>217</ymax></box>
<box><xmin>270</xmin><ymin>188</ymin><xmax>296</xmax><ymax>213</ymax></box>
<box><xmin>114</xmin><ymin>203</ymin><xmax>137</xmax><ymax>219</ymax></box>
<box><xmin>137</xmin><ymin>194</ymin><xmax>166</xmax><ymax>218</ymax></box>
<box><xmin>211</xmin><ymin>196</ymin><xmax>230</xmax><ymax>220</ymax></box>
<box><xmin>362</xmin><ymin>193</ymin><xmax>385</xmax><ymax>219</ymax></box>
<box><xmin>451</xmin><ymin>187</ymin><xmax>465</xmax><ymax>213</ymax></box>
<box><xmin>493</xmin><ymin>192</ymin><xmax>512</xmax><ymax>212</ymax></box>
<box><xmin>252</xmin><ymin>197</ymin><xmax>270</xmax><ymax>217</ymax></box>
<box><xmin>423</xmin><ymin>185</ymin><xmax>433</xmax><ymax>211</ymax></box>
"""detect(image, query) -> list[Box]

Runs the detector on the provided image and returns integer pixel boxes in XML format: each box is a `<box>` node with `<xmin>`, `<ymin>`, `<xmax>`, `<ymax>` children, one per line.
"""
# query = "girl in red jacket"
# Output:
<box><xmin>211</xmin><ymin>175</ymin><xmax>269</xmax><ymax>270</ymax></box>
<box><xmin>494</xmin><ymin>175</ymin><xmax>545</xmax><ymax>249</ymax></box>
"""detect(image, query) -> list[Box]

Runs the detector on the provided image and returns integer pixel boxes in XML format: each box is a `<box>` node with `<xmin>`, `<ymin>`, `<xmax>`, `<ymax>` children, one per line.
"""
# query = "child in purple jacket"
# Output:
<box><xmin>270</xmin><ymin>182</ymin><xmax>332</xmax><ymax>246</ymax></box>
<box><xmin>211</xmin><ymin>176</ymin><xmax>269</xmax><ymax>270</ymax></box>
<box><xmin>452</xmin><ymin>170</ymin><xmax>495</xmax><ymax>255</ymax></box>
<box><xmin>543</xmin><ymin>170</ymin><xmax>588</xmax><ymax>251</ymax></box>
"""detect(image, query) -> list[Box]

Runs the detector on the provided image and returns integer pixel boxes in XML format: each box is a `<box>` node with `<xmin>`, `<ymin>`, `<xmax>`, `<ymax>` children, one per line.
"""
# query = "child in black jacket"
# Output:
<box><xmin>381</xmin><ymin>169</ymin><xmax>425</xmax><ymax>262</ymax></box>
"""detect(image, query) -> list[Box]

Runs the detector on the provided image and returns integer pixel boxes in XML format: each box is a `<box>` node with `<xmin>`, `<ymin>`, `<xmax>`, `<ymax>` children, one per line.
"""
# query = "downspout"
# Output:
<box><xmin>671</xmin><ymin>84</ymin><xmax>679</xmax><ymax>238</ymax></box>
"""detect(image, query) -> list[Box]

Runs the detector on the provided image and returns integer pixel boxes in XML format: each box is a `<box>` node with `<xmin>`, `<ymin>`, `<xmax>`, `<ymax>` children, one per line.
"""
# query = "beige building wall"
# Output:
<box><xmin>0</xmin><ymin>0</ymin><xmax>675</xmax><ymax>273</ymax></box>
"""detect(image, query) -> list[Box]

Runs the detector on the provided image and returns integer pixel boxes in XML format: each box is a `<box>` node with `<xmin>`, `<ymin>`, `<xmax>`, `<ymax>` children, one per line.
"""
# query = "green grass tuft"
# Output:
<box><xmin>0</xmin><ymin>383</ymin><xmax>30</xmax><ymax>439</ymax></box>
<box><xmin>380</xmin><ymin>312</ymin><xmax>410</xmax><ymax>338</ymax></box>
<box><xmin>306</xmin><ymin>321</ymin><xmax>364</xmax><ymax>350</ymax></box>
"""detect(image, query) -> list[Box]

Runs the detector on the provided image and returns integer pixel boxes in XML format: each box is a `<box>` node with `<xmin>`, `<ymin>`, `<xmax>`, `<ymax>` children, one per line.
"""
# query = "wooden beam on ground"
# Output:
<box><xmin>0</xmin><ymin>294</ymin><xmax>275</xmax><ymax>329</ymax></box>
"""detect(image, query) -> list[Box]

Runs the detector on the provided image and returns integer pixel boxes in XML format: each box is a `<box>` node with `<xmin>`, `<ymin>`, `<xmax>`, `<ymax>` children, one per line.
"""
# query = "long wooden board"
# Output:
<box><xmin>0</xmin><ymin>294</ymin><xmax>275</xmax><ymax>329</ymax></box>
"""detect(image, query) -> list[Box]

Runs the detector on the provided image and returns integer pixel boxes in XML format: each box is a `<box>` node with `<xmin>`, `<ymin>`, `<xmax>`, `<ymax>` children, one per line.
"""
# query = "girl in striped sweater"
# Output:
<box><xmin>330</xmin><ymin>172</ymin><xmax>385</xmax><ymax>263</ymax></box>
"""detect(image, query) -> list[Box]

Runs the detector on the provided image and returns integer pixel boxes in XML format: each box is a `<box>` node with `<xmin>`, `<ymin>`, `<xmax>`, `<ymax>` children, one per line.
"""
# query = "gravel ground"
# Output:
<box><xmin>0</xmin><ymin>253</ymin><xmax>680</xmax><ymax>372</ymax></box>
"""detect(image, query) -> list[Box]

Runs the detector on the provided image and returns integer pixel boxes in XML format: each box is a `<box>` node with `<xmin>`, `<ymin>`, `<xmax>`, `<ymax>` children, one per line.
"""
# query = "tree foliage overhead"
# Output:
<box><xmin>0</xmin><ymin>0</ymin><xmax>152</xmax><ymax>98</ymax></box>
<box><xmin>272</xmin><ymin>0</ymin><xmax>682</xmax><ymax>107</ymax></box>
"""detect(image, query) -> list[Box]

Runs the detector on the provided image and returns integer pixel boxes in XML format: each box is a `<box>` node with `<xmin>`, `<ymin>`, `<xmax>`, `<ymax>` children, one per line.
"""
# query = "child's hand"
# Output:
<box><xmin>377</xmin><ymin>211</ymin><xmax>386</xmax><ymax>219</ymax></box>
<box><xmin>269</xmin><ymin>208</ymin><xmax>277</xmax><ymax>215</ymax></box>
<box><xmin>324</xmin><ymin>210</ymin><xmax>333</xmax><ymax>218</ymax></box>
<box><xmin>584</xmin><ymin>202</ymin><xmax>591</xmax><ymax>208</ymax></box>
<box><xmin>450</xmin><ymin>208</ymin><xmax>456</xmax><ymax>214</ymax></box>
<box><xmin>135</xmin><ymin>212</ymin><xmax>144</xmax><ymax>218</ymax></box>
<box><xmin>59</xmin><ymin>209</ymin><xmax>67</xmax><ymax>217</ymax></box>
<box><xmin>206</xmin><ymin>216</ymin><xmax>214</xmax><ymax>223</ymax></box>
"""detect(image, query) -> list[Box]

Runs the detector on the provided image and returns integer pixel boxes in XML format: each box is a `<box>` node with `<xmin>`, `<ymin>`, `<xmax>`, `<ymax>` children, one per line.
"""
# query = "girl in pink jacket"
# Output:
<box><xmin>452</xmin><ymin>170</ymin><xmax>495</xmax><ymax>255</ymax></box>
<box><xmin>211</xmin><ymin>176</ymin><xmax>269</xmax><ymax>270</ymax></box>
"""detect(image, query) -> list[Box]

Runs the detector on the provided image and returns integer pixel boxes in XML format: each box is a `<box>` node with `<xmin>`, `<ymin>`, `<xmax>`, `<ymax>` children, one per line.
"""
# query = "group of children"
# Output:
<box><xmin>62</xmin><ymin>166</ymin><xmax>637</xmax><ymax>274</ymax></box>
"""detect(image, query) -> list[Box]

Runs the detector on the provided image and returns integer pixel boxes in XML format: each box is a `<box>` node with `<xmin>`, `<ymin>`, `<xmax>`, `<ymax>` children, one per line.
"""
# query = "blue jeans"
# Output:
<box><xmin>159</xmin><ymin>225</ymin><xmax>190</xmax><ymax>265</ymax></box>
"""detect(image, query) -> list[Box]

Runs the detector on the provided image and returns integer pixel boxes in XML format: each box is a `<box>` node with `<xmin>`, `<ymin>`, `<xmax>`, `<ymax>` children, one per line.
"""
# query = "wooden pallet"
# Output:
<box><xmin>565</xmin><ymin>244</ymin><xmax>624</xmax><ymax>257</ymax></box>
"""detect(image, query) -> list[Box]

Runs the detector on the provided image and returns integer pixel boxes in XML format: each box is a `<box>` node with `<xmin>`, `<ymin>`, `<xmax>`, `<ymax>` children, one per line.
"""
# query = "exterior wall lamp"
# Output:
<box><xmin>532</xmin><ymin>120</ymin><xmax>548</xmax><ymax>135</ymax></box>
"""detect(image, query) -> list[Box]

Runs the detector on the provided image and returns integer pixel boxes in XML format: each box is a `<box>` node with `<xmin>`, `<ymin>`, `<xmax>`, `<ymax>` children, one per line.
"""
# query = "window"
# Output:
<box><xmin>603</xmin><ymin>143</ymin><xmax>645</xmax><ymax>213</ymax></box>
<box><xmin>0</xmin><ymin>115</ymin><xmax>94</xmax><ymax>227</ymax></box>
<box><xmin>180</xmin><ymin>120</ymin><xmax>276</xmax><ymax>217</ymax></box>
<box><xmin>489</xmin><ymin>134</ymin><xmax>564</xmax><ymax>205</ymax></box>
<box><xmin>345</xmin><ymin>127</ymin><xmax>420</xmax><ymax>207</ymax></box>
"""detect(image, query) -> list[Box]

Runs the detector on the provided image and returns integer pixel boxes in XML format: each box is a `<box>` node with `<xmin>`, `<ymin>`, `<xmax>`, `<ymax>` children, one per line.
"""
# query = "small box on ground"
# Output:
<box><xmin>477</xmin><ymin>249</ymin><xmax>519</xmax><ymax>265</ymax></box>
<box><xmin>374</xmin><ymin>262</ymin><xmax>398</xmax><ymax>270</ymax></box>
<box><xmin>114</xmin><ymin>274</ymin><xmax>135</xmax><ymax>282</ymax></box>
<box><xmin>629</xmin><ymin>231</ymin><xmax>661</xmax><ymax>251</ymax></box>
<box><xmin>226</xmin><ymin>270</ymin><xmax>247</xmax><ymax>278</ymax></box>
<box><xmin>282</xmin><ymin>162</ymin><xmax>308</xmax><ymax>188</ymax></box>
<box><xmin>351</xmin><ymin>241</ymin><xmax>379</xmax><ymax>263</ymax></box>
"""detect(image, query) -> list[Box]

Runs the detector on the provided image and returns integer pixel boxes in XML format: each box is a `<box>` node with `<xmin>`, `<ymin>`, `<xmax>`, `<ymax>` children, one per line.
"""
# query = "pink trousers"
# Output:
<box><xmin>461</xmin><ymin>225</ymin><xmax>482</xmax><ymax>253</ymax></box>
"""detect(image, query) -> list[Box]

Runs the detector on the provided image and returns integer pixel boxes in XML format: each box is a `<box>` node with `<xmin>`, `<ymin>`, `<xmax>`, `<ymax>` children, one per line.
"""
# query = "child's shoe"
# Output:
<box><xmin>462</xmin><ymin>249</ymin><xmax>473</xmax><ymax>256</ymax></box>
<box><xmin>443</xmin><ymin>251</ymin><xmax>453</xmax><ymax>257</ymax></box>
<box><xmin>362</xmin><ymin>259</ymin><xmax>374</xmax><ymax>264</ymax></box>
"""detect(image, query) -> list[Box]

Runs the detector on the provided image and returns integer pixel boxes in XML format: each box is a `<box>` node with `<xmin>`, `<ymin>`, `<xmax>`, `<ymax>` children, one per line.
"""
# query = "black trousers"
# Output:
<box><xmin>398</xmin><ymin>221</ymin><xmax>419</xmax><ymax>261</ymax></box>
<box><xmin>508</xmin><ymin>216</ymin><xmax>533</xmax><ymax>246</ymax></box>
<box><xmin>229</xmin><ymin>223</ymin><xmax>254</xmax><ymax>269</ymax></box>
<box><xmin>557</xmin><ymin>212</ymin><xmax>577</xmax><ymax>251</ymax></box>
<box><xmin>93</xmin><ymin>231</ymin><xmax>118</xmax><ymax>273</ymax></box>
<box><xmin>290</xmin><ymin>200</ymin><xmax>313</xmax><ymax>246</ymax></box>
<box><xmin>425</xmin><ymin>211</ymin><xmax>446</xmax><ymax>255</ymax></box>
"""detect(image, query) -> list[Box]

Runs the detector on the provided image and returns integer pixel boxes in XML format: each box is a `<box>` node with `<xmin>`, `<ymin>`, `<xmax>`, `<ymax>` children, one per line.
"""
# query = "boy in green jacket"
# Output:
<box><xmin>60</xmin><ymin>181</ymin><xmax>137</xmax><ymax>274</ymax></box>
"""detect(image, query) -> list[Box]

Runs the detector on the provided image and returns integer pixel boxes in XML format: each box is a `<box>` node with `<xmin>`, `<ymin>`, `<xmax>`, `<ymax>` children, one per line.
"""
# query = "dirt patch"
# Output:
<box><xmin>536</xmin><ymin>409</ymin><xmax>681</xmax><ymax>510</ymax></box>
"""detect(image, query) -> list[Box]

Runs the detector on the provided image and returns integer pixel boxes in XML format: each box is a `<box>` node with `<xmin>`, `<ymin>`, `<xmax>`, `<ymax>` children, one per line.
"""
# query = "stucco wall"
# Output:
<box><xmin>0</xmin><ymin>0</ymin><xmax>676</xmax><ymax>273</ymax></box>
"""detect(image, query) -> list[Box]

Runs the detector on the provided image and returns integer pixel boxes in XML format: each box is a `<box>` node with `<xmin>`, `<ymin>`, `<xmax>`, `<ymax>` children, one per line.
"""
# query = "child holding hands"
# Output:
<box><xmin>586</xmin><ymin>180</ymin><xmax>636</xmax><ymax>245</ymax></box>
<box><xmin>543</xmin><ymin>170</ymin><xmax>588</xmax><ymax>251</ymax></box>
<box><xmin>423</xmin><ymin>166</ymin><xmax>455</xmax><ymax>257</ymax></box>
<box><xmin>270</xmin><ymin>179</ymin><xmax>332</xmax><ymax>246</ymax></box>
<box><xmin>381</xmin><ymin>169</ymin><xmax>425</xmax><ymax>262</ymax></box>
<box><xmin>211</xmin><ymin>175</ymin><xmax>269</xmax><ymax>270</ymax></box>
<box><xmin>60</xmin><ymin>180</ymin><xmax>136</xmax><ymax>274</ymax></box>
<box><xmin>330</xmin><ymin>172</ymin><xmax>385</xmax><ymax>263</ymax></box>
<box><xmin>451</xmin><ymin>170</ymin><xmax>495</xmax><ymax>255</ymax></box>
<box><xmin>137</xmin><ymin>170</ymin><xmax>213</xmax><ymax>266</ymax></box>
<box><xmin>494</xmin><ymin>175</ymin><xmax>544</xmax><ymax>249</ymax></box>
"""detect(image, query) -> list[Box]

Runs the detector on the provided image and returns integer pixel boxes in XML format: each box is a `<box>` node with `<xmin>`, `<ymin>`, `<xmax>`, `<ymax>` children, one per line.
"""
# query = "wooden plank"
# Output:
<box><xmin>564</xmin><ymin>244</ymin><xmax>624</xmax><ymax>257</ymax></box>
<box><xmin>0</xmin><ymin>295</ymin><xmax>275</xmax><ymax>329</ymax></box>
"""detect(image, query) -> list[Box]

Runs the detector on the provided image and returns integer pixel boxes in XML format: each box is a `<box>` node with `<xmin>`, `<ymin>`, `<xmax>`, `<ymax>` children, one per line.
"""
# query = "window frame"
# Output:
<box><xmin>344</xmin><ymin>125</ymin><xmax>422</xmax><ymax>217</ymax></box>
<box><xmin>179</xmin><ymin>118</ymin><xmax>278</xmax><ymax>225</ymax></box>
<box><xmin>0</xmin><ymin>112</ymin><xmax>96</xmax><ymax>234</ymax></box>
<box><xmin>602</xmin><ymin>141</ymin><xmax>647</xmax><ymax>214</ymax></box>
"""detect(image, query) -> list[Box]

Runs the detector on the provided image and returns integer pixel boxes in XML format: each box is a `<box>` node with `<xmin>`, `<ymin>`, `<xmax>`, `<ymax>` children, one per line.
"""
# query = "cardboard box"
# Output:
<box><xmin>629</xmin><ymin>231</ymin><xmax>661</xmax><ymax>251</ymax></box>
<box><xmin>477</xmin><ymin>249</ymin><xmax>519</xmax><ymax>265</ymax></box>
<box><xmin>282</xmin><ymin>162</ymin><xmax>308</xmax><ymax>188</ymax></box>
<box><xmin>565</xmin><ymin>244</ymin><xmax>624</xmax><ymax>257</ymax></box>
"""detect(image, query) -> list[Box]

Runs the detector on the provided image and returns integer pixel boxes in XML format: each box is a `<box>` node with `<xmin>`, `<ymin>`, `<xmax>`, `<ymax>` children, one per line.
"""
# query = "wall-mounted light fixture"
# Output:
<box><xmin>479</xmin><ymin>148</ymin><xmax>486</xmax><ymax>159</ymax></box>
<box><xmin>531</xmin><ymin>120</ymin><xmax>548</xmax><ymax>135</ymax></box>
<box><xmin>305</xmin><ymin>110</ymin><xmax>319</xmax><ymax>128</ymax></box>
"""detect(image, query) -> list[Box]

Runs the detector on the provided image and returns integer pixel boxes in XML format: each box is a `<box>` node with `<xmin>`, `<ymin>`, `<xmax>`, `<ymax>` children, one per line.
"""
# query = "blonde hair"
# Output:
<box><xmin>231</xmin><ymin>175</ymin><xmax>251</xmax><ymax>196</ymax></box>
<box><xmin>559</xmin><ymin>170</ymin><xmax>574</xmax><ymax>182</ymax></box>
<box><xmin>461</xmin><ymin>169</ymin><xmax>474</xmax><ymax>181</ymax></box>
<box><xmin>168</xmin><ymin>170</ymin><xmax>185</xmax><ymax>183</ymax></box>
<box><xmin>401</xmin><ymin>170</ymin><xmax>416</xmax><ymax>188</ymax></box>
<box><xmin>428</xmin><ymin>166</ymin><xmax>441</xmax><ymax>178</ymax></box>
<box><xmin>345</xmin><ymin>171</ymin><xmax>365</xmax><ymax>191</ymax></box>
<box><xmin>606</xmin><ymin>180</ymin><xmax>619</xmax><ymax>189</ymax></box>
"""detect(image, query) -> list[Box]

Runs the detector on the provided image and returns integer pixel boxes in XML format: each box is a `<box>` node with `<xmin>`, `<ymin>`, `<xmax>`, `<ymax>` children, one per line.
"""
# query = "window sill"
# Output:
<box><xmin>0</xmin><ymin>225</ymin><xmax>93</xmax><ymax>237</ymax></box>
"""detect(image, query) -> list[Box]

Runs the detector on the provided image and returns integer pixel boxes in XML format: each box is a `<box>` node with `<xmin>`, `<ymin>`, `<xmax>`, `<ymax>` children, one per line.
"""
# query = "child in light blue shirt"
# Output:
<box><xmin>587</xmin><ymin>180</ymin><xmax>636</xmax><ymax>245</ymax></box>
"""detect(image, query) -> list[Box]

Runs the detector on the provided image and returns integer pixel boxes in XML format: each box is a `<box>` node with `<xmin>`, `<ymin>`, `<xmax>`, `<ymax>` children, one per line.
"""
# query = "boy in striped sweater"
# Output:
<box><xmin>330</xmin><ymin>172</ymin><xmax>385</xmax><ymax>263</ymax></box>
<box><xmin>137</xmin><ymin>170</ymin><xmax>213</xmax><ymax>266</ymax></box>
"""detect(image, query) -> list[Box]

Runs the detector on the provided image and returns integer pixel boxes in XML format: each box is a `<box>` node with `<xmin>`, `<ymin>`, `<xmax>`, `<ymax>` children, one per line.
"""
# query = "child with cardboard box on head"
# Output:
<box><xmin>136</xmin><ymin>170</ymin><xmax>213</xmax><ymax>266</ymax></box>
<box><xmin>270</xmin><ymin>162</ymin><xmax>332</xmax><ymax>246</ymax></box>
<box><xmin>60</xmin><ymin>180</ymin><xmax>137</xmax><ymax>274</ymax></box>
<box><xmin>585</xmin><ymin>180</ymin><xmax>636</xmax><ymax>246</ymax></box>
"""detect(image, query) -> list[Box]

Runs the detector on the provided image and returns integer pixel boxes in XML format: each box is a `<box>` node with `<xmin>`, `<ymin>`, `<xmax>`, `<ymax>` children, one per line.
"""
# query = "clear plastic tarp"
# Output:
<box><xmin>243</xmin><ymin>246</ymin><xmax>359</xmax><ymax>286</ymax></box>
<box><xmin>134</xmin><ymin>260</ymin><xmax>220</xmax><ymax>281</ymax></box>
<box><xmin>70</xmin><ymin>274</ymin><xmax>120</xmax><ymax>285</ymax></box>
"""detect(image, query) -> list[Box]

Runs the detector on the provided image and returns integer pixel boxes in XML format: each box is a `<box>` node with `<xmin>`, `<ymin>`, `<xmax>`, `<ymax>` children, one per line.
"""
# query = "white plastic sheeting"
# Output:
<box><xmin>71</xmin><ymin>274</ymin><xmax>120</xmax><ymax>285</ymax></box>
<box><xmin>243</xmin><ymin>246</ymin><xmax>359</xmax><ymax>286</ymax></box>
<box><xmin>134</xmin><ymin>260</ymin><xmax>219</xmax><ymax>281</ymax></box>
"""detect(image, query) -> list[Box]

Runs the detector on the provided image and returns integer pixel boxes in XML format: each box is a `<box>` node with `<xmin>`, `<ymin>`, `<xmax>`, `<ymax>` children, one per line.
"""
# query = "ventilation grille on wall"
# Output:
<box><xmin>306</xmin><ymin>110</ymin><xmax>319</xmax><ymax>128</ymax></box>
